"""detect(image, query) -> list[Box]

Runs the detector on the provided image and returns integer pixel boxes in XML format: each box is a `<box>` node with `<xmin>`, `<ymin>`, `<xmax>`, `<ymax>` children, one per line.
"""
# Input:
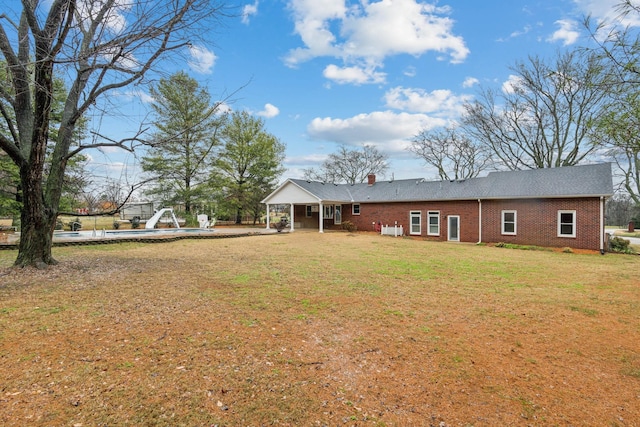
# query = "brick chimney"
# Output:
<box><xmin>367</xmin><ymin>174</ymin><xmax>376</xmax><ymax>186</ymax></box>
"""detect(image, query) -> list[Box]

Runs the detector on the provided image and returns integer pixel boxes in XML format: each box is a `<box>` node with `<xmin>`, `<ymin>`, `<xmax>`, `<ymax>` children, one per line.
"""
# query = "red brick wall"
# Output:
<box><xmin>480</xmin><ymin>198</ymin><xmax>603</xmax><ymax>250</ymax></box>
<box><xmin>342</xmin><ymin>200</ymin><xmax>480</xmax><ymax>242</ymax></box>
<box><xmin>292</xmin><ymin>198</ymin><xmax>603</xmax><ymax>250</ymax></box>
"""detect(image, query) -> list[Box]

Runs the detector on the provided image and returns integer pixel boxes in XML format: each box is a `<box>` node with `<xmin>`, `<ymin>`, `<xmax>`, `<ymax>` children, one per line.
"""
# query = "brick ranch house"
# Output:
<box><xmin>262</xmin><ymin>163</ymin><xmax>614</xmax><ymax>252</ymax></box>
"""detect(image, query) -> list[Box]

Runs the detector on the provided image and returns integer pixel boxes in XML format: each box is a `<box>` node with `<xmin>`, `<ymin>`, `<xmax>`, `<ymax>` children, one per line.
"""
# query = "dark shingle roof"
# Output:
<box><xmin>288</xmin><ymin>163</ymin><xmax>613</xmax><ymax>203</ymax></box>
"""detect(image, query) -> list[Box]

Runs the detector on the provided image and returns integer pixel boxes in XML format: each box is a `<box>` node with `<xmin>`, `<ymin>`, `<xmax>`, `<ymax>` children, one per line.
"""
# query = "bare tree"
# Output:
<box><xmin>408</xmin><ymin>126</ymin><xmax>491</xmax><ymax>180</ymax></box>
<box><xmin>0</xmin><ymin>0</ymin><xmax>228</xmax><ymax>268</ymax></box>
<box><xmin>591</xmin><ymin>93</ymin><xmax>640</xmax><ymax>203</ymax></box>
<box><xmin>584</xmin><ymin>0</ymin><xmax>640</xmax><ymax>88</ymax></box>
<box><xmin>463</xmin><ymin>50</ymin><xmax>610</xmax><ymax>171</ymax></box>
<box><xmin>303</xmin><ymin>145</ymin><xmax>389</xmax><ymax>184</ymax></box>
<box><xmin>584</xmin><ymin>1</ymin><xmax>640</xmax><ymax>203</ymax></box>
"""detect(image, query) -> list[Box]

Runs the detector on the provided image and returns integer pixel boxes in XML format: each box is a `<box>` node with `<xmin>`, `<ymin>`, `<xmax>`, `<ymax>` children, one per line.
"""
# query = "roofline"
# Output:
<box><xmin>344</xmin><ymin>194</ymin><xmax>614</xmax><ymax>204</ymax></box>
<box><xmin>261</xmin><ymin>179</ymin><xmax>323</xmax><ymax>204</ymax></box>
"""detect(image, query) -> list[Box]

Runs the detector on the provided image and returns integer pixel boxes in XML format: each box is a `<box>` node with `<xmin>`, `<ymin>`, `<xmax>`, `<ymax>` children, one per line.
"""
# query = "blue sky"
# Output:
<box><xmin>197</xmin><ymin>0</ymin><xmax>630</xmax><ymax>181</ymax></box>
<box><xmin>4</xmin><ymin>0</ymin><xmax>637</xmax><ymax>187</ymax></box>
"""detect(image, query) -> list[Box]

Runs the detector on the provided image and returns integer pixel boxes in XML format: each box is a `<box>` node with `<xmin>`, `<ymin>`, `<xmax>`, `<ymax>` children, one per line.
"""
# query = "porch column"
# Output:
<box><xmin>477</xmin><ymin>199</ymin><xmax>482</xmax><ymax>244</ymax></box>
<box><xmin>265</xmin><ymin>203</ymin><xmax>270</xmax><ymax>229</ymax></box>
<box><xmin>600</xmin><ymin>196</ymin><xmax>605</xmax><ymax>254</ymax></box>
<box><xmin>290</xmin><ymin>203</ymin><xmax>295</xmax><ymax>232</ymax></box>
<box><xmin>318</xmin><ymin>202</ymin><xmax>324</xmax><ymax>233</ymax></box>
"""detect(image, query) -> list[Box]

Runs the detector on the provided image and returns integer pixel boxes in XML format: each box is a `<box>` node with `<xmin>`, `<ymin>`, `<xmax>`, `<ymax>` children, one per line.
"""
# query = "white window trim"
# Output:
<box><xmin>323</xmin><ymin>205</ymin><xmax>334</xmax><ymax>219</ymax></box>
<box><xmin>427</xmin><ymin>211</ymin><xmax>440</xmax><ymax>236</ymax></box>
<box><xmin>557</xmin><ymin>210</ymin><xmax>576</xmax><ymax>238</ymax></box>
<box><xmin>352</xmin><ymin>203</ymin><xmax>360</xmax><ymax>215</ymax></box>
<box><xmin>410</xmin><ymin>211</ymin><xmax>421</xmax><ymax>235</ymax></box>
<box><xmin>306</xmin><ymin>205</ymin><xmax>312</xmax><ymax>217</ymax></box>
<box><xmin>501</xmin><ymin>210</ymin><xmax>517</xmax><ymax>235</ymax></box>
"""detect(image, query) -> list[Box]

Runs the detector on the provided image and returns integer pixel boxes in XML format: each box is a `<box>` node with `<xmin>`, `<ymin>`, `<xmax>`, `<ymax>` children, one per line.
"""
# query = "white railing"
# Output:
<box><xmin>381</xmin><ymin>224</ymin><xmax>404</xmax><ymax>237</ymax></box>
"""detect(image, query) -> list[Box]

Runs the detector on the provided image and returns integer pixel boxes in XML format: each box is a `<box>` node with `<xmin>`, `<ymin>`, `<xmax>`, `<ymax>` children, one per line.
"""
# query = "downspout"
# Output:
<box><xmin>477</xmin><ymin>199</ymin><xmax>482</xmax><ymax>244</ymax></box>
<box><xmin>600</xmin><ymin>196</ymin><xmax>605</xmax><ymax>255</ymax></box>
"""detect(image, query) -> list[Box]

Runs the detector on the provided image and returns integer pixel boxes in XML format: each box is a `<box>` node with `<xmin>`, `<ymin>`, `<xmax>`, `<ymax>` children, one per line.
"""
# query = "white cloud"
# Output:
<box><xmin>307</xmin><ymin>110</ymin><xmax>446</xmax><ymax>153</ymax></box>
<box><xmin>496</xmin><ymin>24</ymin><xmax>539</xmax><ymax>43</ymax></box>
<box><xmin>188</xmin><ymin>45</ymin><xmax>217</xmax><ymax>74</ymax></box>
<box><xmin>403</xmin><ymin>66</ymin><xmax>417</xmax><ymax>77</ymax></box>
<box><xmin>257</xmin><ymin>103</ymin><xmax>280</xmax><ymax>118</ymax></box>
<box><xmin>77</xmin><ymin>0</ymin><xmax>130</xmax><ymax>34</ymax></box>
<box><xmin>285</xmin><ymin>0</ymin><xmax>468</xmax><ymax>78</ymax></box>
<box><xmin>242</xmin><ymin>1</ymin><xmax>259</xmax><ymax>24</ymax></box>
<box><xmin>323</xmin><ymin>64</ymin><xmax>386</xmax><ymax>85</ymax></box>
<box><xmin>502</xmin><ymin>74</ymin><xmax>525</xmax><ymax>94</ymax></box>
<box><xmin>572</xmin><ymin>0</ymin><xmax>635</xmax><ymax>25</ymax></box>
<box><xmin>123</xmin><ymin>89</ymin><xmax>154</xmax><ymax>104</ymax></box>
<box><xmin>462</xmin><ymin>77</ymin><xmax>479</xmax><ymax>88</ymax></box>
<box><xmin>384</xmin><ymin>86</ymin><xmax>471</xmax><ymax>116</ymax></box>
<box><xmin>547</xmin><ymin>19</ymin><xmax>581</xmax><ymax>46</ymax></box>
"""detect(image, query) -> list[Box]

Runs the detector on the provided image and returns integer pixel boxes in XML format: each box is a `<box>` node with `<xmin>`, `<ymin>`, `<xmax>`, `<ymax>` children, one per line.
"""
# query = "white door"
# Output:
<box><xmin>448</xmin><ymin>215</ymin><xmax>460</xmax><ymax>241</ymax></box>
<box><xmin>334</xmin><ymin>205</ymin><xmax>342</xmax><ymax>225</ymax></box>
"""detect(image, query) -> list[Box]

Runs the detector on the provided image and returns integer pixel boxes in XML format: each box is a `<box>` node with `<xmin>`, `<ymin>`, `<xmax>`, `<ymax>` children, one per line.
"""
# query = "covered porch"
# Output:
<box><xmin>264</xmin><ymin>202</ymin><xmax>345</xmax><ymax>233</ymax></box>
<box><xmin>262</xmin><ymin>179</ymin><xmax>350</xmax><ymax>233</ymax></box>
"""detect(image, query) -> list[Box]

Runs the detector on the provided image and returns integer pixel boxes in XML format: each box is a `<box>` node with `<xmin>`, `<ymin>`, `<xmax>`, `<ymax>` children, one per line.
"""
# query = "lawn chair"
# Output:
<box><xmin>197</xmin><ymin>214</ymin><xmax>211</xmax><ymax>229</ymax></box>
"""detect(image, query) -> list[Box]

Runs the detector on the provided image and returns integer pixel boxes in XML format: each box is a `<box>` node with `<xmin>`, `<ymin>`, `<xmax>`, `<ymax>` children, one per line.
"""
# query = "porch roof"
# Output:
<box><xmin>263</xmin><ymin>163</ymin><xmax>613</xmax><ymax>205</ymax></box>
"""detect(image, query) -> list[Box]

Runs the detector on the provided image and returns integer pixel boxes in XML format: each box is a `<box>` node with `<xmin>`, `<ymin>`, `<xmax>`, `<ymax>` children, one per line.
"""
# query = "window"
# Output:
<box><xmin>501</xmin><ymin>210</ymin><xmax>517</xmax><ymax>235</ymax></box>
<box><xmin>558</xmin><ymin>210</ymin><xmax>576</xmax><ymax>238</ymax></box>
<box><xmin>410</xmin><ymin>211</ymin><xmax>421</xmax><ymax>235</ymax></box>
<box><xmin>427</xmin><ymin>211</ymin><xmax>440</xmax><ymax>236</ymax></box>
<box><xmin>306</xmin><ymin>205</ymin><xmax>312</xmax><ymax>217</ymax></box>
<box><xmin>352</xmin><ymin>204</ymin><xmax>360</xmax><ymax>215</ymax></box>
<box><xmin>323</xmin><ymin>205</ymin><xmax>334</xmax><ymax>219</ymax></box>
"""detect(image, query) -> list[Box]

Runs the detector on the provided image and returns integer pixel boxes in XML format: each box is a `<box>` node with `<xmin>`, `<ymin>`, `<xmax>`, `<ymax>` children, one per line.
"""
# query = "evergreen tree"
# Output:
<box><xmin>142</xmin><ymin>72</ymin><xmax>225</xmax><ymax>214</ymax></box>
<box><xmin>215</xmin><ymin>111</ymin><xmax>285</xmax><ymax>224</ymax></box>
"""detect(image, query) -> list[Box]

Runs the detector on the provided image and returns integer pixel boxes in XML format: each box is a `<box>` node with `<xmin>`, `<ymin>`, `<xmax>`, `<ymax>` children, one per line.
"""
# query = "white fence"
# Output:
<box><xmin>381</xmin><ymin>224</ymin><xmax>404</xmax><ymax>237</ymax></box>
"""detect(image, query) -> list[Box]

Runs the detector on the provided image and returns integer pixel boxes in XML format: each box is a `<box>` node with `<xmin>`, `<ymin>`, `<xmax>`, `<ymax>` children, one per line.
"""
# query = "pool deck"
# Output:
<box><xmin>0</xmin><ymin>227</ymin><xmax>286</xmax><ymax>250</ymax></box>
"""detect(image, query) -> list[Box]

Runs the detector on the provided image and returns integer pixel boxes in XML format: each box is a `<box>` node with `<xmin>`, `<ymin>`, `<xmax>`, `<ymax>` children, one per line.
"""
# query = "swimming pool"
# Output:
<box><xmin>53</xmin><ymin>228</ymin><xmax>216</xmax><ymax>241</ymax></box>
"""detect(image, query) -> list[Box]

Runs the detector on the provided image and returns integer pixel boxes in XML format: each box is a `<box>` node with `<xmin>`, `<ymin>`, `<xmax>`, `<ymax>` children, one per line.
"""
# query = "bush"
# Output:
<box><xmin>131</xmin><ymin>216</ymin><xmax>140</xmax><ymax>229</ymax></box>
<box><xmin>341</xmin><ymin>221</ymin><xmax>357</xmax><ymax>232</ymax></box>
<box><xmin>113</xmin><ymin>221</ymin><xmax>121</xmax><ymax>230</ymax></box>
<box><xmin>609</xmin><ymin>236</ymin><xmax>633</xmax><ymax>254</ymax></box>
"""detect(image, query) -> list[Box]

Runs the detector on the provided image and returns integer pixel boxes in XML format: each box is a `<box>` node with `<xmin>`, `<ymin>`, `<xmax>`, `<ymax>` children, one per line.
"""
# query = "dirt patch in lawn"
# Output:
<box><xmin>1</xmin><ymin>231</ymin><xmax>639</xmax><ymax>426</ymax></box>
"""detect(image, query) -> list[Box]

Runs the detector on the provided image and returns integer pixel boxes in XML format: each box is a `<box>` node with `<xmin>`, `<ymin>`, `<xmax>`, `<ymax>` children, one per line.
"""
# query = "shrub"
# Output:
<box><xmin>113</xmin><ymin>221</ymin><xmax>121</xmax><ymax>230</ymax></box>
<box><xmin>609</xmin><ymin>236</ymin><xmax>633</xmax><ymax>254</ymax></box>
<box><xmin>341</xmin><ymin>221</ymin><xmax>357</xmax><ymax>232</ymax></box>
<box><xmin>131</xmin><ymin>216</ymin><xmax>141</xmax><ymax>229</ymax></box>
